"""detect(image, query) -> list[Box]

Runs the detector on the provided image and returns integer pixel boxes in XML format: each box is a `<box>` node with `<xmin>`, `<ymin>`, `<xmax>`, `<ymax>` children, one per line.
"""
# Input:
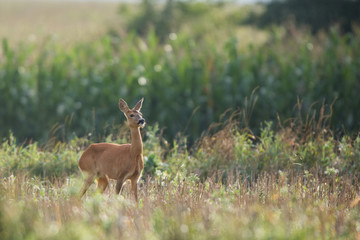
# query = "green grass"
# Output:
<box><xmin>0</xmin><ymin>122</ymin><xmax>360</xmax><ymax>239</ymax></box>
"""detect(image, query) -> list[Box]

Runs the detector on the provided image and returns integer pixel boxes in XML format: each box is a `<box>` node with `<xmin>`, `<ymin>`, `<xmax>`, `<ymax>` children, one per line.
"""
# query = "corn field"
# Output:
<box><xmin>1</xmin><ymin>27</ymin><xmax>359</xmax><ymax>143</ymax></box>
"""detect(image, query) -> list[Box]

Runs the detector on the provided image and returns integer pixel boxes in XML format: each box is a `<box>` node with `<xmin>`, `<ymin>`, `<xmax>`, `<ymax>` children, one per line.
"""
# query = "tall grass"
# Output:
<box><xmin>1</xmin><ymin>112</ymin><xmax>360</xmax><ymax>239</ymax></box>
<box><xmin>1</xmin><ymin>163</ymin><xmax>359</xmax><ymax>239</ymax></box>
<box><xmin>2</xmin><ymin>117</ymin><xmax>360</xmax><ymax>181</ymax></box>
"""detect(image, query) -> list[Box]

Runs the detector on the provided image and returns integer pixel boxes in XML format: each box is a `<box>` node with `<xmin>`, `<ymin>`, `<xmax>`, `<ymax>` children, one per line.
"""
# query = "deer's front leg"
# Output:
<box><xmin>130</xmin><ymin>178</ymin><xmax>138</xmax><ymax>202</ymax></box>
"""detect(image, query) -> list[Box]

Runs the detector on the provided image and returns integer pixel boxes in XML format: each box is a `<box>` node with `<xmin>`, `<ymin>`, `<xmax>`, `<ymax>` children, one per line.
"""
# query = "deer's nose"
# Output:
<box><xmin>138</xmin><ymin>119</ymin><xmax>145</xmax><ymax>125</ymax></box>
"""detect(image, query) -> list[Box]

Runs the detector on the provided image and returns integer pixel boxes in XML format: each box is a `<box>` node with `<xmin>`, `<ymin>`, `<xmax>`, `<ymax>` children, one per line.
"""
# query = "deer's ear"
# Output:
<box><xmin>133</xmin><ymin>98</ymin><xmax>144</xmax><ymax>111</ymax></box>
<box><xmin>119</xmin><ymin>98</ymin><xmax>129</xmax><ymax>113</ymax></box>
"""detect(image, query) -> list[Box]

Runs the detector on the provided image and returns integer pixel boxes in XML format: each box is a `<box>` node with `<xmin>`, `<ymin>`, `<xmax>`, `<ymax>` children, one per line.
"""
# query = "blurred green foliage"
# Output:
<box><xmin>1</xmin><ymin>28</ymin><xmax>360</xmax><ymax>143</ymax></box>
<box><xmin>0</xmin><ymin>1</ymin><xmax>360</xmax><ymax>144</ymax></box>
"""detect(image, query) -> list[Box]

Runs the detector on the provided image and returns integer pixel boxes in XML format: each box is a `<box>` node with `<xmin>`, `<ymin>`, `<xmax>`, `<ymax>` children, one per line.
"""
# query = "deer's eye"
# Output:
<box><xmin>130</xmin><ymin>114</ymin><xmax>135</xmax><ymax>118</ymax></box>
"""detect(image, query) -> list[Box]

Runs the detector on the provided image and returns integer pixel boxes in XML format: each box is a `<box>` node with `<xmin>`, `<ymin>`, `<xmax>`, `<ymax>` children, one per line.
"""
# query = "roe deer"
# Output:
<box><xmin>78</xmin><ymin>98</ymin><xmax>145</xmax><ymax>201</ymax></box>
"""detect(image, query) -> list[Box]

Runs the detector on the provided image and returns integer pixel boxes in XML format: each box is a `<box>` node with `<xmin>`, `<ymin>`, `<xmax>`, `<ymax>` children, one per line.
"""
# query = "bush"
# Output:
<box><xmin>250</xmin><ymin>0</ymin><xmax>360</xmax><ymax>33</ymax></box>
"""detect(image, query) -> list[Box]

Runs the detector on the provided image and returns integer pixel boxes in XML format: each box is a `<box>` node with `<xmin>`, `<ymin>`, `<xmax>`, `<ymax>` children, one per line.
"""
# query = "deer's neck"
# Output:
<box><xmin>130</xmin><ymin>127</ymin><xmax>143</xmax><ymax>156</ymax></box>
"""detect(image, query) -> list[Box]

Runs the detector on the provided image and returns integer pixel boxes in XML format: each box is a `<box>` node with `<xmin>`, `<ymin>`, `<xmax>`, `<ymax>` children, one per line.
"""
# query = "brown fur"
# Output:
<box><xmin>78</xmin><ymin>98</ymin><xmax>145</xmax><ymax>201</ymax></box>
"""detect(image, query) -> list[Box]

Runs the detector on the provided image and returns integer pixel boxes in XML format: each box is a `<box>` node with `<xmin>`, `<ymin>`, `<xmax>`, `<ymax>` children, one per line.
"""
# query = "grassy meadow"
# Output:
<box><xmin>1</xmin><ymin>1</ymin><xmax>360</xmax><ymax>239</ymax></box>
<box><xmin>1</xmin><ymin>121</ymin><xmax>360</xmax><ymax>239</ymax></box>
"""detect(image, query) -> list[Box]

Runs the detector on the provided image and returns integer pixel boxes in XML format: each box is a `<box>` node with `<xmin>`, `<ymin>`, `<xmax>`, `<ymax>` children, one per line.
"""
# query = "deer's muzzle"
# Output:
<box><xmin>138</xmin><ymin>119</ymin><xmax>145</xmax><ymax>125</ymax></box>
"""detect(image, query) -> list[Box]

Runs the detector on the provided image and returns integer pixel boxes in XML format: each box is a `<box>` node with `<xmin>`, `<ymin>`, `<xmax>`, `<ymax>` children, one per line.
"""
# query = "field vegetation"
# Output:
<box><xmin>0</xmin><ymin>0</ymin><xmax>360</xmax><ymax>239</ymax></box>
<box><xmin>1</xmin><ymin>118</ymin><xmax>360</xmax><ymax>239</ymax></box>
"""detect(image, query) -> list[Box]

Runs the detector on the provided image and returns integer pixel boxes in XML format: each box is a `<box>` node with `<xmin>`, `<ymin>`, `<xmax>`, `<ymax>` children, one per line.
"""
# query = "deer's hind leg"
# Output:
<box><xmin>115</xmin><ymin>172</ymin><xmax>130</xmax><ymax>195</ymax></box>
<box><xmin>79</xmin><ymin>173</ymin><xmax>95</xmax><ymax>198</ymax></box>
<box><xmin>97</xmin><ymin>175</ymin><xmax>109</xmax><ymax>193</ymax></box>
<box><xmin>115</xmin><ymin>178</ymin><xmax>125</xmax><ymax>195</ymax></box>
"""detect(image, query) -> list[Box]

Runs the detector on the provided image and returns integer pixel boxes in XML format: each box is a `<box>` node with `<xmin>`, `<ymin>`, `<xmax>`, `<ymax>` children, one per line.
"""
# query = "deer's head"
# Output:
<box><xmin>119</xmin><ymin>98</ymin><xmax>146</xmax><ymax>128</ymax></box>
